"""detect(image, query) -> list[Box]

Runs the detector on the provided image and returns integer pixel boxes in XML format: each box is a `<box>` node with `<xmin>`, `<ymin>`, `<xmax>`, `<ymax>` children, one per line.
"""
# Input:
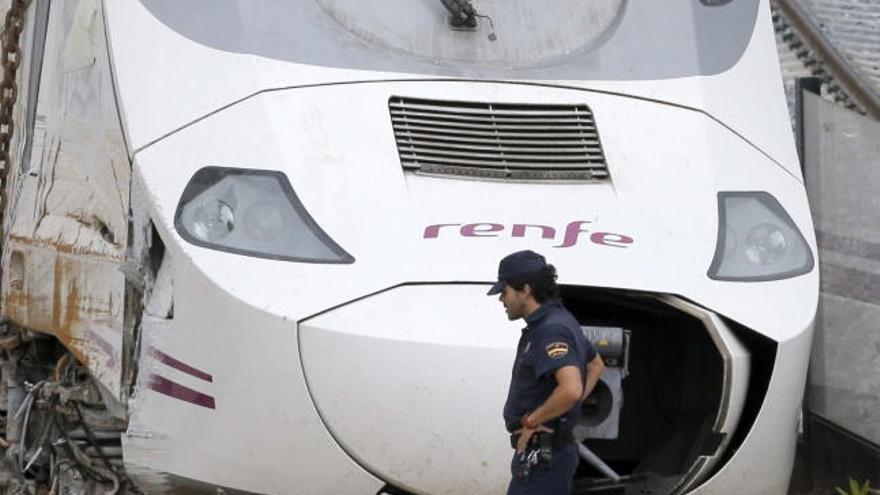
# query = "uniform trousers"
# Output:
<box><xmin>507</xmin><ymin>443</ymin><xmax>578</xmax><ymax>495</ymax></box>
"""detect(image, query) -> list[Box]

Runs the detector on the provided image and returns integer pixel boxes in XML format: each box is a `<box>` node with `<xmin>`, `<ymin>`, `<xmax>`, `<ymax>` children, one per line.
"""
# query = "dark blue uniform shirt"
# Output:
<box><xmin>503</xmin><ymin>300</ymin><xmax>596</xmax><ymax>435</ymax></box>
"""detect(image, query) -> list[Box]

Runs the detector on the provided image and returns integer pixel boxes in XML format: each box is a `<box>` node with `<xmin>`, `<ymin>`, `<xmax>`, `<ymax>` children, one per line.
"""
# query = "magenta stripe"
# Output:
<box><xmin>149</xmin><ymin>375</ymin><xmax>216</xmax><ymax>410</ymax></box>
<box><xmin>87</xmin><ymin>330</ymin><xmax>118</xmax><ymax>369</ymax></box>
<box><xmin>150</xmin><ymin>348</ymin><xmax>213</xmax><ymax>383</ymax></box>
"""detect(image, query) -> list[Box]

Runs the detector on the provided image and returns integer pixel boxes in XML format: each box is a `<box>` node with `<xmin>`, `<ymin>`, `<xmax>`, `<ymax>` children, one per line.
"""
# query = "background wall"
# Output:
<box><xmin>798</xmin><ymin>88</ymin><xmax>880</xmax><ymax>493</ymax></box>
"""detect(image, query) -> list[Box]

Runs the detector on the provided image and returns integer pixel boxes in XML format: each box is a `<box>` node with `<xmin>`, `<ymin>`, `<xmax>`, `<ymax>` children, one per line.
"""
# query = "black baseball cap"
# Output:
<box><xmin>487</xmin><ymin>250</ymin><xmax>548</xmax><ymax>295</ymax></box>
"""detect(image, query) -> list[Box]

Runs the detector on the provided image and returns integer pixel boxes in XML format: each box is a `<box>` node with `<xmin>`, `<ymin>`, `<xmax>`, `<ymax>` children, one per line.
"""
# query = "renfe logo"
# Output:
<box><xmin>423</xmin><ymin>221</ymin><xmax>634</xmax><ymax>249</ymax></box>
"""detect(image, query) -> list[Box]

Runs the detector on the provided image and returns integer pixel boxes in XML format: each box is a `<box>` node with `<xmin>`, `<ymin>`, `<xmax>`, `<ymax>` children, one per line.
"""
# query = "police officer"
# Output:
<box><xmin>487</xmin><ymin>250</ymin><xmax>606</xmax><ymax>495</ymax></box>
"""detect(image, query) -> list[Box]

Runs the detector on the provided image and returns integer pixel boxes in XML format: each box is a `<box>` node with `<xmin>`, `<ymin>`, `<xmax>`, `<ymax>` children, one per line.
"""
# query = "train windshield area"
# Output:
<box><xmin>139</xmin><ymin>0</ymin><xmax>759</xmax><ymax>81</ymax></box>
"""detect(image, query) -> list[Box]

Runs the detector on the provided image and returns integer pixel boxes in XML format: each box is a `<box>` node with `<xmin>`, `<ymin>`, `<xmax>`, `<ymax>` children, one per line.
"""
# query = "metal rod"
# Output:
<box><xmin>577</xmin><ymin>443</ymin><xmax>621</xmax><ymax>482</ymax></box>
<box><xmin>82</xmin><ymin>446</ymin><xmax>123</xmax><ymax>458</ymax></box>
<box><xmin>65</xmin><ymin>429</ymin><xmax>123</xmax><ymax>440</ymax></box>
<box><xmin>3</xmin><ymin>360</ymin><xmax>25</xmax><ymax>444</ymax></box>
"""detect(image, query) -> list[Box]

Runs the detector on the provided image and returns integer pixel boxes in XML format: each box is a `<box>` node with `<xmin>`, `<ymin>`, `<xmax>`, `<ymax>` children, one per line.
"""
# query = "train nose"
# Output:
<box><xmin>299</xmin><ymin>285</ymin><xmax>517</xmax><ymax>495</ymax></box>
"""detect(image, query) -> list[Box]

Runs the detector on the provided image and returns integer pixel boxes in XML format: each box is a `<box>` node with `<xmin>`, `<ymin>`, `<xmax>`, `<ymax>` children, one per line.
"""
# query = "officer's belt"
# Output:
<box><xmin>509</xmin><ymin>430</ymin><xmax>574</xmax><ymax>450</ymax></box>
<box><xmin>505</xmin><ymin>417</ymin><xmax>568</xmax><ymax>433</ymax></box>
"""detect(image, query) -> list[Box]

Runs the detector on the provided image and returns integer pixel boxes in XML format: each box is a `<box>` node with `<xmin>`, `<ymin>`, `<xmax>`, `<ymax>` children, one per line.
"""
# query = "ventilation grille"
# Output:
<box><xmin>390</xmin><ymin>96</ymin><xmax>609</xmax><ymax>181</ymax></box>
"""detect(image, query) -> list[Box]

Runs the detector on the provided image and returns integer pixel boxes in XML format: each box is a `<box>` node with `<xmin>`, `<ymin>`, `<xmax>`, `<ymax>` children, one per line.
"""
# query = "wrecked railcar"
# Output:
<box><xmin>0</xmin><ymin>0</ymin><xmax>817</xmax><ymax>494</ymax></box>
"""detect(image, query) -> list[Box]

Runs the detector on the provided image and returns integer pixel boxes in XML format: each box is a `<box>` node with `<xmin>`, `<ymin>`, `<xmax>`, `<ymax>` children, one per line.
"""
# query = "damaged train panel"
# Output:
<box><xmin>1</xmin><ymin>0</ymin><xmax>129</xmax><ymax>399</ymax></box>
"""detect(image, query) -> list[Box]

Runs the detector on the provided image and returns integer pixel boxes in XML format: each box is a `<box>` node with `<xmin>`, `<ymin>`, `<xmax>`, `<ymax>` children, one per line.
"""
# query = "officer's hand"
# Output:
<box><xmin>514</xmin><ymin>425</ymin><xmax>554</xmax><ymax>453</ymax></box>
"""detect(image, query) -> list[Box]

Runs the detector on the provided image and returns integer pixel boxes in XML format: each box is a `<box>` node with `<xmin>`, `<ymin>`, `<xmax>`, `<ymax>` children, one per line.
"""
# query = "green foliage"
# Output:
<box><xmin>835</xmin><ymin>478</ymin><xmax>880</xmax><ymax>495</ymax></box>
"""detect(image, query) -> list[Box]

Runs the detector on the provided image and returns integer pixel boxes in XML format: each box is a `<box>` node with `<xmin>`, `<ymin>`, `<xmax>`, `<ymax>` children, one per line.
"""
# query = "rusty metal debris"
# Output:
<box><xmin>0</xmin><ymin>0</ymin><xmax>28</xmax><ymax>228</ymax></box>
<box><xmin>0</xmin><ymin>329</ymin><xmax>132</xmax><ymax>494</ymax></box>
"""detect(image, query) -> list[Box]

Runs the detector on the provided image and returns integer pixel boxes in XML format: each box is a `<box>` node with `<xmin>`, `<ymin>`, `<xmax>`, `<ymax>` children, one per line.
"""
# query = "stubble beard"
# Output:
<box><xmin>505</xmin><ymin>302</ymin><xmax>523</xmax><ymax>321</ymax></box>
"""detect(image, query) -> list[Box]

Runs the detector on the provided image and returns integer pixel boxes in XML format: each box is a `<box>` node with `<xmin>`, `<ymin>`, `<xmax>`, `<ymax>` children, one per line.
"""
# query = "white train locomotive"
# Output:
<box><xmin>0</xmin><ymin>0</ymin><xmax>818</xmax><ymax>494</ymax></box>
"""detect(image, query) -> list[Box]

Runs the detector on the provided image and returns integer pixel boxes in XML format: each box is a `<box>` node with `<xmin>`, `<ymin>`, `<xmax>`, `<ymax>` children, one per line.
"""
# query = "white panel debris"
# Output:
<box><xmin>145</xmin><ymin>256</ymin><xmax>173</xmax><ymax>319</ymax></box>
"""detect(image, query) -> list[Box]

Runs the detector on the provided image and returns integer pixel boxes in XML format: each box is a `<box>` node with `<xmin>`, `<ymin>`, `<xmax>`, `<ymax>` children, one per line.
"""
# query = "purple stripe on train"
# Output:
<box><xmin>150</xmin><ymin>347</ymin><xmax>213</xmax><ymax>383</ymax></box>
<box><xmin>149</xmin><ymin>374</ymin><xmax>216</xmax><ymax>410</ymax></box>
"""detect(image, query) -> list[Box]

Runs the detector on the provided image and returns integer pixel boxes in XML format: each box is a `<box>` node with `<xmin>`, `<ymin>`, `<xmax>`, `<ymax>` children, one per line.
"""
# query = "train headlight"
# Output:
<box><xmin>744</xmin><ymin>223</ymin><xmax>788</xmax><ymax>266</ymax></box>
<box><xmin>190</xmin><ymin>200</ymin><xmax>235</xmax><ymax>241</ymax></box>
<box><xmin>175</xmin><ymin>167</ymin><xmax>354</xmax><ymax>263</ymax></box>
<box><xmin>708</xmin><ymin>192</ymin><xmax>814</xmax><ymax>281</ymax></box>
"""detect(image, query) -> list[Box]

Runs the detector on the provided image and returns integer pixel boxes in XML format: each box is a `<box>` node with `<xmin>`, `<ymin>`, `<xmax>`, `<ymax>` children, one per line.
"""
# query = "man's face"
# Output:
<box><xmin>499</xmin><ymin>284</ymin><xmax>529</xmax><ymax>321</ymax></box>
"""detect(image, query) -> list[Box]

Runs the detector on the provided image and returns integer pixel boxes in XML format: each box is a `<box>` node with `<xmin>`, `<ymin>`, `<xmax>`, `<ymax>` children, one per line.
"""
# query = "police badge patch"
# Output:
<box><xmin>545</xmin><ymin>342</ymin><xmax>569</xmax><ymax>359</ymax></box>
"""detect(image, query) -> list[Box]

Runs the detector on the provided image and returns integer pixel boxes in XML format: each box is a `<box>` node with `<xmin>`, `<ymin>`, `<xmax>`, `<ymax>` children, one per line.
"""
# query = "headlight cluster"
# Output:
<box><xmin>175</xmin><ymin>167</ymin><xmax>354</xmax><ymax>263</ymax></box>
<box><xmin>708</xmin><ymin>192</ymin><xmax>814</xmax><ymax>281</ymax></box>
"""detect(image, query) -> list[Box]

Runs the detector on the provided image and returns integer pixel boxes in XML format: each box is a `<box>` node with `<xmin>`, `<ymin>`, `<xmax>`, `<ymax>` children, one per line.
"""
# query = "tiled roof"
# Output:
<box><xmin>800</xmin><ymin>0</ymin><xmax>880</xmax><ymax>93</ymax></box>
<box><xmin>774</xmin><ymin>0</ymin><xmax>880</xmax><ymax>118</ymax></box>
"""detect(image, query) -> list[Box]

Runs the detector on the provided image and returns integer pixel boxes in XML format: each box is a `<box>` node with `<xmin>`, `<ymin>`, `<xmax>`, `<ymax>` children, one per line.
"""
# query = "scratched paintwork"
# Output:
<box><xmin>0</xmin><ymin>0</ymin><xmax>130</xmax><ymax>400</ymax></box>
<box><xmin>3</xmin><ymin>236</ymin><xmax>125</xmax><ymax>395</ymax></box>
